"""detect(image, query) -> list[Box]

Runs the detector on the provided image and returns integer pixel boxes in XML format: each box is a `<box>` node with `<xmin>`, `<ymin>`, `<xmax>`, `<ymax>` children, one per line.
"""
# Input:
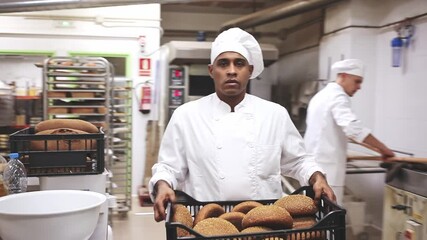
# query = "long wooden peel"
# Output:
<box><xmin>348</xmin><ymin>138</ymin><xmax>427</xmax><ymax>163</ymax></box>
<box><xmin>347</xmin><ymin>155</ymin><xmax>427</xmax><ymax>164</ymax></box>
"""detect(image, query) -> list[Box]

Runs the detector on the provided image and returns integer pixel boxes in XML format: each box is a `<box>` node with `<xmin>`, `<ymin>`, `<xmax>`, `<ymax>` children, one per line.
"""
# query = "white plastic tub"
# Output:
<box><xmin>0</xmin><ymin>190</ymin><xmax>106</xmax><ymax>240</ymax></box>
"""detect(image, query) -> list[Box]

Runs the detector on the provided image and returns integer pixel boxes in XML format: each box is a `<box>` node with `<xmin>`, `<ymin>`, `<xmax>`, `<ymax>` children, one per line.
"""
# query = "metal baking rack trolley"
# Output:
<box><xmin>166</xmin><ymin>186</ymin><xmax>346</xmax><ymax>240</ymax></box>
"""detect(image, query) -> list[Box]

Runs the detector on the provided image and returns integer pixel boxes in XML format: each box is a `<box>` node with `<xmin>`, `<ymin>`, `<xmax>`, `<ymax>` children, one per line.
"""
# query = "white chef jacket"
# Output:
<box><xmin>304</xmin><ymin>82</ymin><xmax>371</xmax><ymax>187</ymax></box>
<box><xmin>149</xmin><ymin>93</ymin><xmax>323</xmax><ymax>201</ymax></box>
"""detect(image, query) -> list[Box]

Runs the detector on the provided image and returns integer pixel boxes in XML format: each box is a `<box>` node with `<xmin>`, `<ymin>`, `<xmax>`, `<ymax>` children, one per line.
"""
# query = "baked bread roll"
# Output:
<box><xmin>292</xmin><ymin>216</ymin><xmax>317</xmax><ymax>229</ymax></box>
<box><xmin>241</xmin><ymin>227</ymin><xmax>284</xmax><ymax>240</ymax></box>
<box><xmin>193</xmin><ymin>218</ymin><xmax>239</xmax><ymax>236</ymax></box>
<box><xmin>289</xmin><ymin>230</ymin><xmax>326</xmax><ymax>240</ymax></box>
<box><xmin>70</xmin><ymin>108</ymin><xmax>95</xmax><ymax>114</ymax></box>
<box><xmin>47</xmin><ymin>92</ymin><xmax>67</xmax><ymax>98</ymax></box>
<box><xmin>31</xmin><ymin>128</ymin><xmax>96</xmax><ymax>151</ymax></box>
<box><xmin>232</xmin><ymin>201</ymin><xmax>263</xmax><ymax>214</ymax></box>
<box><xmin>219</xmin><ymin>212</ymin><xmax>245</xmax><ymax>231</ymax></box>
<box><xmin>290</xmin><ymin>216</ymin><xmax>325</xmax><ymax>240</ymax></box>
<box><xmin>47</xmin><ymin>108</ymin><xmax>68</xmax><ymax>114</ymax></box>
<box><xmin>194</xmin><ymin>203</ymin><xmax>225</xmax><ymax>226</ymax></box>
<box><xmin>240</xmin><ymin>226</ymin><xmax>274</xmax><ymax>240</ymax></box>
<box><xmin>172</xmin><ymin>204</ymin><xmax>193</xmax><ymax>237</ymax></box>
<box><xmin>242</xmin><ymin>205</ymin><xmax>293</xmax><ymax>230</ymax></box>
<box><xmin>241</xmin><ymin>226</ymin><xmax>272</xmax><ymax>233</ymax></box>
<box><xmin>71</xmin><ymin>92</ymin><xmax>95</xmax><ymax>98</ymax></box>
<box><xmin>35</xmin><ymin>119</ymin><xmax>98</xmax><ymax>133</ymax></box>
<box><xmin>274</xmin><ymin>194</ymin><xmax>318</xmax><ymax>217</ymax></box>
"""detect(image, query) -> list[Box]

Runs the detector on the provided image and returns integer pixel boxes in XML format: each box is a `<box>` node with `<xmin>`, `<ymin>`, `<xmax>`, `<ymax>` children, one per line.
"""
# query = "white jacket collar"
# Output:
<box><xmin>212</xmin><ymin>93</ymin><xmax>252</xmax><ymax>118</ymax></box>
<box><xmin>329</xmin><ymin>82</ymin><xmax>345</xmax><ymax>93</ymax></box>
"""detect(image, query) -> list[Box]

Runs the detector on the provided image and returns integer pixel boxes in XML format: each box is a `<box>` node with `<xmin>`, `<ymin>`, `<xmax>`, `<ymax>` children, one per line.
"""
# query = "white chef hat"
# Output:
<box><xmin>331</xmin><ymin>59</ymin><xmax>365</xmax><ymax>78</ymax></box>
<box><xmin>211</xmin><ymin>27</ymin><xmax>264</xmax><ymax>79</ymax></box>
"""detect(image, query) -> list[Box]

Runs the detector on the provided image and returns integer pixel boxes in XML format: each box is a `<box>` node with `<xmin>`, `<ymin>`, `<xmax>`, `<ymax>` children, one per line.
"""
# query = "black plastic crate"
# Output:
<box><xmin>166</xmin><ymin>186</ymin><xmax>346</xmax><ymax>240</ymax></box>
<box><xmin>9</xmin><ymin>127</ymin><xmax>104</xmax><ymax>177</ymax></box>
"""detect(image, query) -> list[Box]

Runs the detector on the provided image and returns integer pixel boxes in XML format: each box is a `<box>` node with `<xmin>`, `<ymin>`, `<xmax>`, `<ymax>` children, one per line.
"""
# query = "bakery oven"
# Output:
<box><xmin>382</xmin><ymin>164</ymin><xmax>427</xmax><ymax>240</ymax></box>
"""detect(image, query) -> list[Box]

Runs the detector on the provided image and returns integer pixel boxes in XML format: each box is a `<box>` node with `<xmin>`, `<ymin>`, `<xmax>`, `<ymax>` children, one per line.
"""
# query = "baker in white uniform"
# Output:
<box><xmin>304</xmin><ymin>59</ymin><xmax>395</xmax><ymax>205</ymax></box>
<box><xmin>149</xmin><ymin>27</ymin><xmax>335</xmax><ymax>222</ymax></box>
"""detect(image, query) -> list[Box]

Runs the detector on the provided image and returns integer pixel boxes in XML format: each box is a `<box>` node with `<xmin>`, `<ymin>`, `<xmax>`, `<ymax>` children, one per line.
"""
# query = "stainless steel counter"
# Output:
<box><xmin>387</xmin><ymin>167</ymin><xmax>427</xmax><ymax>197</ymax></box>
<box><xmin>346</xmin><ymin>160</ymin><xmax>385</xmax><ymax>174</ymax></box>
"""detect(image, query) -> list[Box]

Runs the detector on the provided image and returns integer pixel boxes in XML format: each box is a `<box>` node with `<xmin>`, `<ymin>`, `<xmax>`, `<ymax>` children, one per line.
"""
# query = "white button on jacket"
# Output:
<box><xmin>304</xmin><ymin>82</ymin><xmax>371</xmax><ymax>187</ymax></box>
<box><xmin>150</xmin><ymin>93</ymin><xmax>323</xmax><ymax>201</ymax></box>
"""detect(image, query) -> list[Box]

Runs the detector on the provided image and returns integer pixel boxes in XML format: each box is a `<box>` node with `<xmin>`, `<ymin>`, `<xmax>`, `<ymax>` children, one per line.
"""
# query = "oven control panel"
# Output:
<box><xmin>382</xmin><ymin>185</ymin><xmax>426</xmax><ymax>240</ymax></box>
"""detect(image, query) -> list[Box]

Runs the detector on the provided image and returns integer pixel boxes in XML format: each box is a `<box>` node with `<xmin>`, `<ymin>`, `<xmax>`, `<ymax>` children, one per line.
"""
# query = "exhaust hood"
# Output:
<box><xmin>0</xmin><ymin>0</ymin><xmax>181</xmax><ymax>13</ymax></box>
<box><xmin>164</xmin><ymin>41</ymin><xmax>278</xmax><ymax>66</ymax></box>
<box><xmin>220</xmin><ymin>0</ymin><xmax>343</xmax><ymax>31</ymax></box>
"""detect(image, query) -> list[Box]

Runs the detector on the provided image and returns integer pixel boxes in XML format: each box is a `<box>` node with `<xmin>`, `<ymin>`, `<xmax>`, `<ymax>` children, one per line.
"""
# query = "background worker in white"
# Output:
<box><xmin>149</xmin><ymin>27</ymin><xmax>335</xmax><ymax>222</ymax></box>
<box><xmin>304</xmin><ymin>59</ymin><xmax>395</xmax><ymax>204</ymax></box>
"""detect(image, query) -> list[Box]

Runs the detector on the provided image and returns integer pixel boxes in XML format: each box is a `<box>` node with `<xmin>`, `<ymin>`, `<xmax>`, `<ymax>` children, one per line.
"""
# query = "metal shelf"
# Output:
<box><xmin>47</xmin><ymin>89</ymin><xmax>106</xmax><ymax>92</ymax></box>
<box><xmin>47</xmin><ymin>97</ymin><xmax>106</xmax><ymax>100</ymax></box>
<box><xmin>46</xmin><ymin>81</ymin><xmax>107</xmax><ymax>85</ymax></box>
<box><xmin>109</xmin><ymin>78</ymin><xmax>132</xmax><ymax>215</ymax></box>
<box><xmin>47</xmin><ymin>72</ymin><xmax>108</xmax><ymax>78</ymax></box>
<box><xmin>42</xmin><ymin>57</ymin><xmax>112</xmax><ymax>170</ymax></box>
<box><xmin>43</xmin><ymin>57</ymin><xmax>133</xmax><ymax>216</ymax></box>
<box><xmin>43</xmin><ymin>57</ymin><xmax>112</xmax><ymax>131</ymax></box>
<box><xmin>47</xmin><ymin>113</ymin><xmax>108</xmax><ymax>116</ymax></box>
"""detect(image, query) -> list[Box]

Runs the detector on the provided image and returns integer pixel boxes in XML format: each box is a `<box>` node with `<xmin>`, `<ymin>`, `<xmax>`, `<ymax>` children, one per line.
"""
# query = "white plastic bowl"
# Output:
<box><xmin>0</xmin><ymin>190</ymin><xmax>106</xmax><ymax>240</ymax></box>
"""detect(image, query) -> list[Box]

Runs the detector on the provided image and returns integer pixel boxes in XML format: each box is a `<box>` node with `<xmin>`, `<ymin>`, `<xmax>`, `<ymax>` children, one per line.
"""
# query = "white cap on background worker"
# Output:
<box><xmin>331</xmin><ymin>59</ymin><xmax>365</xmax><ymax>78</ymax></box>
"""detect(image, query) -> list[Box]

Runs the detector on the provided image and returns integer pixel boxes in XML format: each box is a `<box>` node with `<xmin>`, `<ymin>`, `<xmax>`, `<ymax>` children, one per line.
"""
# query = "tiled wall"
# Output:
<box><xmin>318</xmin><ymin>0</ymin><xmax>427</xmax><ymax>228</ymax></box>
<box><xmin>375</xmin><ymin>21</ymin><xmax>427</xmax><ymax>156</ymax></box>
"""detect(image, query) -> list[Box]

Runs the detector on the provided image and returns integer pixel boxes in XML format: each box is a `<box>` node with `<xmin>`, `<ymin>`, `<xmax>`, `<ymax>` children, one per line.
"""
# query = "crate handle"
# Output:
<box><xmin>175</xmin><ymin>190</ymin><xmax>202</xmax><ymax>204</ymax></box>
<box><xmin>291</xmin><ymin>185</ymin><xmax>314</xmax><ymax>197</ymax></box>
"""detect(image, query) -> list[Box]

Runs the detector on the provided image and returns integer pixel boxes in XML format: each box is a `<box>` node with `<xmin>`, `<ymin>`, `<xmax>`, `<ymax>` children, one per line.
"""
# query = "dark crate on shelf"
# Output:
<box><xmin>9</xmin><ymin>127</ymin><xmax>104</xmax><ymax>177</ymax></box>
<box><xmin>166</xmin><ymin>186</ymin><xmax>346</xmax><ymax>240</ymax></box>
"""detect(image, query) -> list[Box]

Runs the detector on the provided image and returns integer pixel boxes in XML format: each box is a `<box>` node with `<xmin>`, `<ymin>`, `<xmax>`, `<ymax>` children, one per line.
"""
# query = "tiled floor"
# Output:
<box><xmin>346</xmin><ymin>225</ymin><xmax>382</xmax><ymax>240</ymax></box>
<box><xmin>111</xmin><ymin>198</ymin><xmax>165</xmax><ymax>240</ymax></box>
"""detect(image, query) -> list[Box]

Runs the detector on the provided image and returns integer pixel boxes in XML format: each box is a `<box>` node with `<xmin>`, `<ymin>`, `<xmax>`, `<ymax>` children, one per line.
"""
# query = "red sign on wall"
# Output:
<box><xmin>139</xmin><ymin>58</ymin><xmax>151</xmax><ymax>76</ymax></box>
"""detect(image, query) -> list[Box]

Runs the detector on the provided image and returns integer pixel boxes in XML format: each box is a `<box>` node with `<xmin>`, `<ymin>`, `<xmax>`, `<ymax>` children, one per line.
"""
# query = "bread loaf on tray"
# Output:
<box><xmin>34</xmin><ymin>119</ymin><xmax>99</xmax><ymax>133</ymax></box>
<box><xmin>31</xmin><ymin>128</ymin><xmax>96</xmax><ymax>151</ymax></box>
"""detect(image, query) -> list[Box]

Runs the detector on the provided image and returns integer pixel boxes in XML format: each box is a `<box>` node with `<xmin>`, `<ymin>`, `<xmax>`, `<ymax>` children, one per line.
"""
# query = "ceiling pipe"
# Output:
<box><xmin>0</xmin><ymin>0</ymin><xmax>182</xmax><ymax>13</ymax></box>
<box><xmin>220</xmin><ymin>0</ymin><xmax>343</xmax><ymax>32</ymax></box>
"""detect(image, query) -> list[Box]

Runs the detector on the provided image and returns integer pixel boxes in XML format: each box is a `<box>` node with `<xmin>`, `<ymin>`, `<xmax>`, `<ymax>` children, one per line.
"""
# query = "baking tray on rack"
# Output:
<box><xmin>165</xmin><ymin>186</ymin><xmax>346</xmax><ymax>240</ymax></box>
<box><xmin>9</xmin><ymin>127</ymin><xmax>104</xmax><ymax>177</ymax></box>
